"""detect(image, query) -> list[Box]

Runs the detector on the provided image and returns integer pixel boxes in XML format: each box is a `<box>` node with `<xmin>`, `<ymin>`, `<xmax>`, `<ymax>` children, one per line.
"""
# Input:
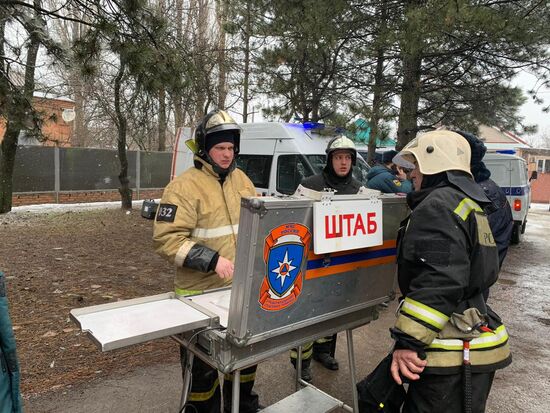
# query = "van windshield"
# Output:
<box><xmin>305</xmin><ymin>155</ymin><xmax>370</xmax><ymax>185</ymax></box>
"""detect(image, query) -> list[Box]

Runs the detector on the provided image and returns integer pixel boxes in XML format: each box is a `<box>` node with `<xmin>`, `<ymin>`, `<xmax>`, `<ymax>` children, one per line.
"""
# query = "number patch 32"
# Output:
<box><xmin>156</xmin><ymin>204</ymin><xmax>177</xmax><ymax>222</ymax></box>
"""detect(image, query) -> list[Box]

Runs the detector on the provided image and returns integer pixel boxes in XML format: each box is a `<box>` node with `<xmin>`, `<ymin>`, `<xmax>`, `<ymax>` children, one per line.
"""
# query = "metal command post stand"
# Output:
<box><xmin>71</xmin><ymin>193</ymin><xmax>408</xmax><ymax>412</ymax></box>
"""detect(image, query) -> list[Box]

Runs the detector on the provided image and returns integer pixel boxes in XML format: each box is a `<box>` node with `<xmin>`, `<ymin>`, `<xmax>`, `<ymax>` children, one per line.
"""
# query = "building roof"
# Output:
<box><xmin>477</xmin><ymin>125</ymin><xmax>530</xmax><ymax>151</ymax></box>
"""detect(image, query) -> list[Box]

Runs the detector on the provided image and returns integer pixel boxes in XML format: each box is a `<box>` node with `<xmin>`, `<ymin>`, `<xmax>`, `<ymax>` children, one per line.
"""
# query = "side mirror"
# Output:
<box><xmin>529</xmin><ymin>171</ymin><xmax>538</xmax><ymax>181</ymax></box>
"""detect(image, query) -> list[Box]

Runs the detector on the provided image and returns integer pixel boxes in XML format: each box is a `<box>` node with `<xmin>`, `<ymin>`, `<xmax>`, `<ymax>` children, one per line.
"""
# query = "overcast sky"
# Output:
<box><xmin>513</xmin><ymin>71</ymin><xmax>550</xmax><ymax>140</ymax></box>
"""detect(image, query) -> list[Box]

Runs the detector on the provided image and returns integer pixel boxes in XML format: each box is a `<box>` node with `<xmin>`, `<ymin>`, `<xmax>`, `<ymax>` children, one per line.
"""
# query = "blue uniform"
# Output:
<box><xmin>366</xmin><ymin>165</ymin><xmax>412</xmax><ymax>194</ymax></box>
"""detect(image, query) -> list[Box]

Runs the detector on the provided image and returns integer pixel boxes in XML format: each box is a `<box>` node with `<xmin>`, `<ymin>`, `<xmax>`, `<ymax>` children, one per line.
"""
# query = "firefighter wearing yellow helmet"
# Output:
<box><xmin>359</xmin><ymin>130</ymin><xmax>511</xmax><ymax>411</ymax></box>
<box><xmin>153</xmin><ymin>110</ymin><xmax>259</xmax><ymax>412</ymax></box>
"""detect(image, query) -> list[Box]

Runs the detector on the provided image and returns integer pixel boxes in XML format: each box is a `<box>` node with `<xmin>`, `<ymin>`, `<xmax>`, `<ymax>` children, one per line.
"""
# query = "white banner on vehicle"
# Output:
<box><xmin>313</xmin><ymin>199</ymin><xmax>383</xmax><ymax>254</ymax></box>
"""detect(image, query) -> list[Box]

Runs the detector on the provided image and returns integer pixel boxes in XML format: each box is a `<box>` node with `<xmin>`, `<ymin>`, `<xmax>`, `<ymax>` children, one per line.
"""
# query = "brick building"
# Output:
<box><xmin>517</xmin><ymin>147</ymin><xmax>550</xmax><ymax>204</ymax></box>
<box><xmin>0</xmin><ymin>92</ymin><xmax>75</xmax><ymax>147</ymax></box>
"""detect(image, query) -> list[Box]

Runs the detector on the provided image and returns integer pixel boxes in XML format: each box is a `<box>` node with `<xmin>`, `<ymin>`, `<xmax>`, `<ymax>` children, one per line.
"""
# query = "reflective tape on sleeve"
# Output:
<box><xmin>401</xmin><ymin>297</ymin><xmax>449</xmax><ymax>330</ymax></box>
<box><xmin>191</xmin><ymin>224</ymin><xmax>238</xmax><ymax>239</ymax></box>
<box><xmin>453</xmin><ymin>198</ymin><xmax>482</xmax><ymax>221</ymax></box>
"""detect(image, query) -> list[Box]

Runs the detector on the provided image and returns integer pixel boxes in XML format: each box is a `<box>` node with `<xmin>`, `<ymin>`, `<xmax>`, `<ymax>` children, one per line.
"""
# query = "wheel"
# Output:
<box><xmin>510</xmin><ymin>222</ymin><xmax>521</xmax><ymax>245</ymax></box>
<box><xmin>521</xmin><ymin>219</ymin><xmax>527</xmax><ymax>234</ymax></box>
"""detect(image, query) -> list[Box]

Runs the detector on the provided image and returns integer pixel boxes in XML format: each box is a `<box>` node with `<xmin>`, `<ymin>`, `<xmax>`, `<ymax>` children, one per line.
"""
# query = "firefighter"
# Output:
<box><xmin>153</xmin><ymin>110</ymin><xmax>259</xmax><ymax>413</ymax></box>
<box><xmin>454</xmin><ymin>130</ymin><xmax>513</xmax><ymax>269</ymax></box>
<box><xmin>377</xmin><ymin>130</ymin><xmax>511</xmax><ymax>412</ymax></box>
<box><xmin>291</xmin><ymin>135</ymin><xmax>363</xmax><ymax>381</ymax></box>
<box><xmin>366</xmin><ymin>150</ymin><xmax>413</xmax><ymax>194</ymax></box>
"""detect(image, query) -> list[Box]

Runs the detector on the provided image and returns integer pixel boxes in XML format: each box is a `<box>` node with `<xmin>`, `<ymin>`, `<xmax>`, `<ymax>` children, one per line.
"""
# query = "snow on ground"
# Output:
<box><xmin>7</xmin><ymin>200</ymin><xmax>157</xmax><ymax>215</ymax></box>
<box><xmin>5</xmin><ymin>200</ymin><xmax>549</xmax><ymax>215</ymax></box>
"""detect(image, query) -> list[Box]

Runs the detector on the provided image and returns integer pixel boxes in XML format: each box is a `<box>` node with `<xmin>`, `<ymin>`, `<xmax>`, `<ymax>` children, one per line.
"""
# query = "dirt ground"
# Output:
<box><xmin>0</xmin><ymin>207</ymin><xmax>179</xmax><ymax>398</ymax></box>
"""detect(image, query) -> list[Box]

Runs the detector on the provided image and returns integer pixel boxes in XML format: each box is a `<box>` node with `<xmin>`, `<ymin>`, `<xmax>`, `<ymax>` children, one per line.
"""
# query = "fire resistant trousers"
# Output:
<box><xmin>402</xmin><ymin>371</ymin><xmax>495</xmax><ymax>413</ymax></box>
<box><xmin>290</xmin><ymin>334</ymin><xmax>337</xmax><ymax>366</ymax></box>
<box><xmin>180</xmin><ymin>347</ymin><xmax>259</xmax><ymax>413</ymax></box>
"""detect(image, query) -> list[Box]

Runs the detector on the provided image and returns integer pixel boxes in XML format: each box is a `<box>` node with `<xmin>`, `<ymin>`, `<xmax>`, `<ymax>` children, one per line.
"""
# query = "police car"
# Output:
<box><xmin>484</xmin><ymin>152</ymin><xmax>532</xmax><ymax>244</ymax></box>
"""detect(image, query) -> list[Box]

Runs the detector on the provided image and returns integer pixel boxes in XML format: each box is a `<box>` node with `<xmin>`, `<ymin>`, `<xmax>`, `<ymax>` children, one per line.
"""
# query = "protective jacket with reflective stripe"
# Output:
<box><xmin>153</xmin><ymin>157</ymin><xmax>255</xmax><ymax>292</ymax></box>
<box><xmin>393</xmin><ymin>182</ymin><xmax>511</xmax><ymax>374</ymax></box>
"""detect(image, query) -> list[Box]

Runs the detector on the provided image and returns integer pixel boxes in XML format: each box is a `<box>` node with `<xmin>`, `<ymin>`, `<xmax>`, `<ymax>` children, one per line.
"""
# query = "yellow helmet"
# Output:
<box><xmin>394</xmin><ymin>130</ymin><xmax>472</xmax><ymax>176</ymax></box>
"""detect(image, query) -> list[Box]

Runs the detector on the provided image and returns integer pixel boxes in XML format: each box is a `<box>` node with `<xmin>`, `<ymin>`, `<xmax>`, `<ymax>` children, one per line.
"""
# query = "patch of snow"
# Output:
<box><xmin>7</xmin><ymin>200</ymin><xmax>160</xmax><ymax>215</ymax></box>
<box><xmin>531</xmin><ymin>203</ymin><xmax>550</xmax><ymax>211</ymax></box>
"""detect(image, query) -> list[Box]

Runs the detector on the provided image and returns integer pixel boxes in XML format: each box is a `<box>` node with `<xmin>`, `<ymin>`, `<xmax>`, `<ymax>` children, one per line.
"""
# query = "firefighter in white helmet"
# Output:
<box><xmin>358</xmin><ymin>130</ymin><xmax>511</xmax><ymax>412</ymax></box>
<box><xmin>153</xmin><ymin>110</ymin><xmax>260</xmax><ymax>412</ymax></box>
<box><xmin>291</xmin><ymin>135</ymin><xmax>363</xmax><ymax>381</ymax></box>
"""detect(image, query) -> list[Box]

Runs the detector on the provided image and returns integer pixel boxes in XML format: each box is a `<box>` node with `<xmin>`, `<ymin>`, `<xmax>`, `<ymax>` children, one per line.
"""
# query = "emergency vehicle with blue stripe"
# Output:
<box><xmin>484</xmin><ymin>152</ymin><xmax>532</xmax><ymax>244</ymax></box>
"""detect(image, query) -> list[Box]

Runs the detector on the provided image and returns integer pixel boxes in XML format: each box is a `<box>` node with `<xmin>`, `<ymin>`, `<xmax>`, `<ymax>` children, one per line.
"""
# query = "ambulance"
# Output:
<box><xmin>484</xmin><ymin>152</ymin><xmax>532</xmax><ymax>244</ymax></box>
<box><xmin>171</xmin><ymin>122</ymin><xmax>372</xmax><ymax>196</ymax></box>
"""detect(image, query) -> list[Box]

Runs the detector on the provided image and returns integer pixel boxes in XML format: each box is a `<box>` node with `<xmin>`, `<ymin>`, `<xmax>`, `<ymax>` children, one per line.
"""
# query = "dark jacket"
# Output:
<box><xmin>300</xmin><ymin>170</ymin><xmax>362</xmax><ymax>195</ymax></box>
<box><xmin>0</xmin><ymin>272</ymin><xmax>22</xmax><ymax>413</ymax></box>
<box><xmin>391</xmin><ymin>173</ymin><xmax>511</xmax><ymax>374</ymax></box>
<box><xmin>478</xmin><ymin>179</ymin><xmax>513</xmax><ymax>268</ymax></box>
<box><xmin>366</xmin><ymin>165</ymin><xmax>412</xmax><ymax>194</ymax></box>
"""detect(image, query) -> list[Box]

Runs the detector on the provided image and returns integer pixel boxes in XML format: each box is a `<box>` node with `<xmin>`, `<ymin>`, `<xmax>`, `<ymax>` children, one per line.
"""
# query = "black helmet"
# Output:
<box><xmin>326</xmin><ymin>135</ymin><xmax>357</xmax><ymax>165</ymax></box>
<box><xmin>195</xmin><ymin>109</ymin><xmax>241</xmax><ymax>159</ymax></box>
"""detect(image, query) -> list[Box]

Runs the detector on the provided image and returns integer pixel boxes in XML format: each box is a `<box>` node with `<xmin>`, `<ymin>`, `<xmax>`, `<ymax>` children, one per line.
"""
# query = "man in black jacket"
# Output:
<box><xmin>454</xmin><ymin>130</ymin><xmax>513</xmax><ymax>269</ymax></box>
<box><xmin>291</xmin><ymin>135</ymin><xmax>363</xmax><ymax>381</ymax></box>
<box><xmin>364</xmin><ymin>130</ymin><xmax>511</xmax><ymax>413</ymax></box>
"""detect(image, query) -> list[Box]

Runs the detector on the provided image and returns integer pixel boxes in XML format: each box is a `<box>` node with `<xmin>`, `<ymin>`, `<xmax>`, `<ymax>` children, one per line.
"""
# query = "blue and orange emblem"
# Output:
<box><xmin>259</xmin><ymin>223</ymin><xmax>311</xmax><ymax>311</ymax></box>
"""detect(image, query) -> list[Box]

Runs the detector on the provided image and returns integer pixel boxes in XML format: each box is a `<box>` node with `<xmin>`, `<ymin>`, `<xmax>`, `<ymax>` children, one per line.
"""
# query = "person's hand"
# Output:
<box><xmin>396</xmin><ymin>166</ymin><xmax>407</xmax><ymax>181</ymax></box>
<box><xmin>390</xmin><ymin>349</ymin><xmax>427</xmax><ymax>385</ymax></box>
<box><xmin>215</xmin><ymin>256</ymin><xmax>234</xmax><ymax>279</ymax></box>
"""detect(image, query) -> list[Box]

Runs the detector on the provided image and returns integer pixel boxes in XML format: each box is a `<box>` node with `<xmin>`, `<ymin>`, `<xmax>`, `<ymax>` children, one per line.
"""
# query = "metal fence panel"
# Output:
<box><xmin>140</xmin><ymin>151</ymin><xmax>171</xmax><ymax>188</ymax></box>
<box><xmin>13</xmin><ymin>146</ymin><xmax>56</xmax><ymax>192</ymax></box>
<box><xmin>59</xmin><ymin>148</ymin><xmax>137</xmax><ymax>191</ymax></box>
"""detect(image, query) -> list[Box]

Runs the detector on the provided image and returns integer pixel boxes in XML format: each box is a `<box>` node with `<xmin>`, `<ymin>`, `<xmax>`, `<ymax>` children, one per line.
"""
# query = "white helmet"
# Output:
<box><xmin>394</xmin><ymin>130</ymin><xmax>472</xmax><ymax>176</ymax></box>
<box><xmin>326</xmin><ymin>135</ymin><xmax>357</xmax><ymax>165</ymax></box>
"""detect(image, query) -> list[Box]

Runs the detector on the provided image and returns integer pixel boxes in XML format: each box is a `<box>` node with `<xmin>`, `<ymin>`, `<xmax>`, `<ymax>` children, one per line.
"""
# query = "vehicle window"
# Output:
<box><xmin>353</xmin><ymin>159</ymin><xmax>371</xmax><ymax>185</ymax></box>
<box><xmin>235</xmin><ymin>155</ymin><xmax>273</xmax><ymax>188</ymax></box>
<box><xmin>485</xmin><ymin>162</ymin><xmax>510</xmax><ymax>187</ymax></box>
<box><xmin>303</xmin><ymin>154</ymin><xmax>370</xmax><ymax>186</ymax></box>
<box><xmin>277</xmin><ymin>155</ymin><xmax>314</xmax><ymax>194</ymax></box>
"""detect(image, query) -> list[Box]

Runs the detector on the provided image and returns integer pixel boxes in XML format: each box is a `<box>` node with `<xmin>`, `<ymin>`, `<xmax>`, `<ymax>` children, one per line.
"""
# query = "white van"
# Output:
<box><xmin>483</xmin><ymin>152</ymin><xmax>531</xmax><ymax>244</ymax></box>
<box><xmin>171</xmin><ymin>122</ymin><xmax>371</xmax><ymax>196</ymax></box>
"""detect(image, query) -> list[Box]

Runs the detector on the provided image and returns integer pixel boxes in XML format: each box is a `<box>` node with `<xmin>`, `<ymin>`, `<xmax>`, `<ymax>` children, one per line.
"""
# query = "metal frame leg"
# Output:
<box><xmin>296</xmin><ymin>345</ymin><xmax>303</xmax><ymax>391</ymax></box>
<box><xmin>232</xmin><ymin>369</ymin><xmax>241</xmax><ymax>413</ymax></box>
<box><xmin>180</xmin><ymin>351</ymin><xmax>195</xmax><ymax>412</ymax></box>
<box><xmin>346</xmin><ymin>329</ymin><xmax>359</xmax><ymax>412</ymax></box>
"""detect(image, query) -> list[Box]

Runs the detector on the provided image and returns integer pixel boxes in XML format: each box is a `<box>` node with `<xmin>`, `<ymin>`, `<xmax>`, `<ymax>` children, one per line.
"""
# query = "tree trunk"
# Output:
<box><xmin>396</xmin><ymin>0</ymin><xmax>424</xmax><ymax>151</ymax></box>
<box><xmin>242</xmin><ymin>2</ymin><xmax>251</xmax><ymax>123</ymax></box>
<box><xmin>396</xmin><ymin>52</ymin><xmax>422</xmax><ymax>150</ymax></box>
<box><xmin>114</xmin><ymin>60</ymin><xmax>132</xmax><ymax>210</ymax></box>
<box><xmin>158</xmin><ymin>87</ymin><xmax>166</xmax><ymax>151</ymax></box>
<box><xmin>367</xmin><ymin>50</ymin><xmax>385</xmax><ymax>165</ymax></box>
<box><xmin>0</xmin><ymin>0</ymin><xmax>42</xmax><ymax>213</ymax></box>
<box><xmin>216</xmin><ymin>0</ymin><xmax>228</xmax><ymax>109</ymax></box>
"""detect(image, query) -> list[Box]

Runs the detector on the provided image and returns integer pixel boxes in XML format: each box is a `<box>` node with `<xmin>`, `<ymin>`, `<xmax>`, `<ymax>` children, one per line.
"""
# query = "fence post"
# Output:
<box><xmin>54</xmin><ymin>146</ymin><xmax>60</xmax><ymax>203</ymax></box>
<box><xmin>136</xmin><ymin>149</ymin><xmax>141</xmax><ymax>200</ymax></box>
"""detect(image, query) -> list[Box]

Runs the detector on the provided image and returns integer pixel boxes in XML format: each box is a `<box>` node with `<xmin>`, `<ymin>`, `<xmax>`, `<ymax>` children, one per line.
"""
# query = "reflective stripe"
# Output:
<box><xmin>175</xmin><ymin>288</ymin><xmax>203</xmax><ymax>297</ymax></box>
<box><xmin>224</xmin><ymin>372</ymin><xmax>257</xmax><ymax>383</ymax></box>
<box><xmin>426</xmin><ymin>341</ymin><xmax>511</xmax><ymax>368</ymax></box>
<box><xmin>395</xmin><ymin>313</ymin><xmax>438</xmax><ymax>345</ymax></box>
<box><xmin>175</xmin><ymin>240</ymin><xmax>195</xmax><ymax>268</ymax></box>
<box><xmin>401</xmin><ymin>297</ymin><xmax>449</xmax><ymax>330</ymax></box>
<box><xmin>453</xmin><ymin>198</ymin><xmax>482</xmax><ymax>221</ymax></box>
<box><xmin>290</xmin><ymin>342</ymin><xmax>314</xmax><ymax>360</ymax></box>
<box><xmin>191</xmin><ymin>224</ymin><xmax>238</xmax><ymax>239</ymax></box>
<box><xmin>429</xmin><ymin>325</ymin><xmax>509</xmax><ymax>351</ymax></box>
<box><xmin>188</xmin><ymin>377</ymin><xmax>220</xmax><ymax>402</ymax></box>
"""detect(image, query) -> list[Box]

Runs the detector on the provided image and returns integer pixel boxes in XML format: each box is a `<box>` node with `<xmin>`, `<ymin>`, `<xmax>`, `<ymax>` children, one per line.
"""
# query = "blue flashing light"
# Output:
<box><xmin>495</xmin><ymin>149</ymin><xmax>516</xmax><ymax>155</ymax></box>
<box><xmin>303</xmin><ymin>121</ymin><xmax>325</xmax><ymax>130</ymax></box>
